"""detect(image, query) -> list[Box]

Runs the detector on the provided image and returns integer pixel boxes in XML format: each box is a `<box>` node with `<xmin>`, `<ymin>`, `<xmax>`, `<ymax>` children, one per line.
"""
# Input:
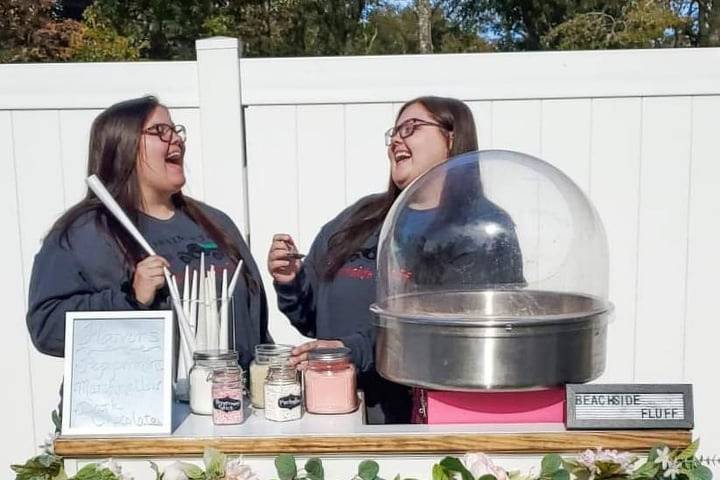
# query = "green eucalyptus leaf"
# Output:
<box><xmin>74</xmin><ymin>464</ymin><xmax>117</xmax><ymax>480</ymax></box>
<box><xmin>275</xmin><ymin>454</ymin><xmax>297</xmax><ymax>480</ymax></box>
<box><xmin>573</xmin><ymin>470</ymin><xmax>591</xmax><ymax>480</ymax></box>
<box><xmin>432</xmin><ymin>464</ymin><xmax>450</xmax><ymax>480</ymax></box>
<box><xmin>203</xmin><ymin>448</ymin><xmax>226</xmax><ymax>480</ymax></box>
<box><xmin>11</xmin><ymin>454</ymin><xmax>65</xmax><ymax>480</ymax></box>
<box><xmin>439</xmin><ymin>457</ymin><xmax>474</xmax><ymax>480</ymax></box>
<box><xmin>185</xmin><ymin>464</ymin><xmax>206</xmax><ymax>480</ymax></box>
<box><xmin>541</xmin><ymin>455</ymin><xmax>562</xmax><ymax>475</ymax></box>
<box><xmin>478</xmin><ymin>475</ymin><xmax>498</xmax><ymax>480</ymax></box>
<box><xmin>631</xmin><ymin>460</ymin><xmax>660</xmax><ymax>479</ymax></box>
<box><xmin>551</xmin><ymin>469</ymin><xmax>569</xmax><ymax>480</ymax></box>
<box><xmin>51</xmin><ymin>410</ymin><xmax>62</xmax><ymax>434</ymax></box>
<box><xmin>358</xmin><ymin>460</ymin><xmax>380</xmax><ymax>480</ymax></box>
<box><xmin>677</xmin><ymin>440</ymin><xmax>699</xmax><ymax>461</ymax></box>
<box><xmin>304</xmin><ymin>458</ymin><xmax>324</xmax><ymax>480</ymax></box>
<box><xmin>695</xmin><ymin>465</ymin><xmax>713</xmax><ymax>480</ymax></box>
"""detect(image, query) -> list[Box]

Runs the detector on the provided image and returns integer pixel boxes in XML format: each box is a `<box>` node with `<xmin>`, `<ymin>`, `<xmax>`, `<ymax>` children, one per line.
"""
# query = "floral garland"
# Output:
<box><xmin>10</xmin><ymin>439</ymin><xmax>715</xmax><ymax>480</ymax></box>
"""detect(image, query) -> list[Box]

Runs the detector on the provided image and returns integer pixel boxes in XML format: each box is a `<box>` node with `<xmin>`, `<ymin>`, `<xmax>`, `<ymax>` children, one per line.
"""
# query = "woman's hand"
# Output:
<box><xmin>132</xmin><ymin>255</ymin><xmax>170</xmax><ymax>305</ymax></box>
<box><xmin>290</xmin><ymin>339</ymin><xmax>345</xmax><ymax>370</ymax></box>
<box><xmin>268</xmin><ymin>233</ymin><xmax>302</xmax><ymax>285</ymax></box>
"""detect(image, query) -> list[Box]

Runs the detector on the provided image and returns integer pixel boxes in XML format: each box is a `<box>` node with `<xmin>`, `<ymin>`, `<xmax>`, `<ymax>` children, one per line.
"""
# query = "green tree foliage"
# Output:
<box><xmin>2</xmin><ymin>0</ymin><xmax>719</xmax><ymax>62</ymax></box>
<box><xmin>0</xmin><ymin>0</ymin><xmax>80</xmax><ymax>61</ymax></box>
<box><xmin>441</xmin><ymin>0</ymin><xmax>714</xmax><ymax>50</ymax></box>
<box><xmin>355</xmin><ymin>3</ymin><xmax>492</xmax><ymax>55</ymax></box>
<box><xmin>543</xmin><ymin>1</ymin><xmax>689</xmax><ymax>49</ymax></box>
<box><xmin>68</xmin><ymin>6</ymin><xmax>141</xmax><ymax>61</ymax></box>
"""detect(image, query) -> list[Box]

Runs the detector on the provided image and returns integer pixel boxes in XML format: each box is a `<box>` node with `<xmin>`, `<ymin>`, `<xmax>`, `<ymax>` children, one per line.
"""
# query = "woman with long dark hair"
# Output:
<box><xmin>267</xmin><ymin>96</ymin><xmax>523</xmax><ymax>423</ymax></box>
<box><xmin>27</xmin><ymin>96</ymin><xmax>270</xmax><ymax>369</ymax></box>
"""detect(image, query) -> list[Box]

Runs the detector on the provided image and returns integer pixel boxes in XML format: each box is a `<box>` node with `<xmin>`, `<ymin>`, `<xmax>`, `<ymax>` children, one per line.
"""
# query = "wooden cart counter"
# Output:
<box><xmin>55</xmin><ymin>403</ymin><xmax>691</xmax><ymax>457</ymax></box>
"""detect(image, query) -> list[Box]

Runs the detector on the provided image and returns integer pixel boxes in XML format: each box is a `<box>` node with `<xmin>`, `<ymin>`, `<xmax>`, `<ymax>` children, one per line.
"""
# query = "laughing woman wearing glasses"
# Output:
<box><xmin>268</xmin><ymin>96</ymin><xmax>523</xmax><ymax>424</ymax></box>
<box><xmin>27</xmin><ymin>96</ymin><xmax>270</xmax><ymax>369</ymax></box>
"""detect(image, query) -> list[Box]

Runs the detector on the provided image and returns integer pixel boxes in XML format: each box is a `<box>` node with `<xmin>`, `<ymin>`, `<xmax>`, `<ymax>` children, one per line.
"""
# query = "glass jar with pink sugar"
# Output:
<box><xmin>304</xmin><ymin>347</ymin><xmax>357</xmax><ymax>414</ymax></box>
<box><xmin>211</xmin><ymin>367</ymin><xmax>245</xmax><ymax>425</ymax></box>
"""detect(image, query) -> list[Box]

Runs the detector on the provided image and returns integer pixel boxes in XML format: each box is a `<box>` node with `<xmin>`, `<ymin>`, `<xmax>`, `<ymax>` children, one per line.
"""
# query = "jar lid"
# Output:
<box><xmin>254</xmin><ymin>344</ymin><xmax>293</xmax><ymax>355</ymax></box>
<box><xmin>308</xmin><ymin>347</ymin><xmax>351</xmax><ymax>362</ymax></box>
<box><xmin>193</xmin><ymin>349</ymin><xmax>238</xmax><ymax>361</ymax></box>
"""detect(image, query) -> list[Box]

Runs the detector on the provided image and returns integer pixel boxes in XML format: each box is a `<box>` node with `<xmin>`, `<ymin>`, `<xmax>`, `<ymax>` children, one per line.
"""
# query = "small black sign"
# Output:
<box><xmin>566</xmin><ymin>384</ymin><xmax>693</xmax><ymax>430</ymax></box>
<box><xmin>278</xmin><ymin>394</ymin><xmax>302</xmax><ymax>409</ymax></box>
<box><xmin>213</xmin><ymin>397</ymin><xmax>242</xmax><ymax>412</ymax></box>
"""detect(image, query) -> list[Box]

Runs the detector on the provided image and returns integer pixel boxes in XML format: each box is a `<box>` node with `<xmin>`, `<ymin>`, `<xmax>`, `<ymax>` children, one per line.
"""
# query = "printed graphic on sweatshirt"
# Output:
<box><xmin>149</xmin><ymin>234</ymin><xmax>235</xmax><ymax>286</ymax></box>
<box><xmin>337</xmin><ymin>245</ymin><xmax>377</xmax><ymax>280</ymax></box>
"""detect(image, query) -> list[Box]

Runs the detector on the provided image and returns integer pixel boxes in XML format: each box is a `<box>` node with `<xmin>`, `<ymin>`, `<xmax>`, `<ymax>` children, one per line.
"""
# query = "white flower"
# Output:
<box><xmin>162</xmin><ymin>461</ymin><xmax>196</xmax><ymax>480</ymax></box>
<box><xmin>98</xmin><ymin>458</ymin><xmax>134</xmax><ymax>480</ymax></box>
<box><xmin>663</xmin><ymin>461</ymin><xmax>681</xmax><ymax>480</ymax></box>
<box><xmin>463</xmin><ymin>453</ymin><xmax>509</xmax><ymax>480</ymax></box>
<box><xmin>577</xmin><ymin>449</ymin><xmax>602</xmax><ymax>480</ymax></box>
<box><xmin>224</xmin><ymin>457</ymin><xmax>259</xmax><ymax>480</ymax></box>
<box><xmin>654</xmin><ymin>447</ymin><xmax>673</xmax><ymax>470</ymax></box>
<box><xmin>575</xmin><ymin>448</ymin><xmax>638</xmax><ymax>479</ymax></box>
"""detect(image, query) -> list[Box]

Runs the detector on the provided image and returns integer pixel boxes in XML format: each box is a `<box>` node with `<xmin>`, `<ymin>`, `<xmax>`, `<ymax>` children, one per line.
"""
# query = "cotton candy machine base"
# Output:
<box><xmin>371</xmin><ymin>290</ymin><xmax>611</xmax><ymax>391</ymax></box>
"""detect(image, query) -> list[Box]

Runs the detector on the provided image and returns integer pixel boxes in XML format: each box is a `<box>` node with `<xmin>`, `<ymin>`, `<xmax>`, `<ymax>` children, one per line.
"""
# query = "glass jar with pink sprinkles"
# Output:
<box><xmin>211</xmin><ymin>367</ymin><xmax>245</xmax><ymax>425</ymax></box>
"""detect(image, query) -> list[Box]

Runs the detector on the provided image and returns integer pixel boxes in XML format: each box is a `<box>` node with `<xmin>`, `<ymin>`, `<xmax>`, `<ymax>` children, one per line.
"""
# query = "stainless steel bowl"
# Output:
<box><xmin>370</xmin><ymin>290</ymin><xmax>611</xmax><ymax>391</ymax></box>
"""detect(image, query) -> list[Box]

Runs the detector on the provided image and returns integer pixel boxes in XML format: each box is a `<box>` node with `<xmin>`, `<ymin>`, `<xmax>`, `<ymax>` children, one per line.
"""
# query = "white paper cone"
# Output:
<box><xmin>196</xmin><ymin>254</ymin><xmax>207</xmax><ymax>350</ymax></box>
<box><xmin>189</xmin><ymin>269</ymin><xmax>198</xmax><ymax>331</ymax></box>
<box><xmin>228</xmin><ymin>259</ymin><xmax>244</xmax><ymax>298</ymax></box>
<box><xmin>85</xmin><ymin>175</ymin><xmax>196</xmax><ymax>360</ymax></box>
<box><xmin>182</xmin><ymin>265</ymin><xmax>190</xmax><ymax>319</ymax></box>
<box><xmin>220</xmin><ymin>268</ymin><xmax>229</xmax><ymax>350</ymax></box>
<box><xmin>206</xmin><ymin>272</ymin><xmax>218</xmax><ymax>350</ymax></box>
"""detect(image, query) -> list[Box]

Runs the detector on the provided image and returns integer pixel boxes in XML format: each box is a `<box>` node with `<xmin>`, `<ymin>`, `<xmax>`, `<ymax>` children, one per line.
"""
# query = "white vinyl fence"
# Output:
<box><xmin>1</xmin><ymin>38</ymin><xmax>719</xmax><ymax>473</ymax></box>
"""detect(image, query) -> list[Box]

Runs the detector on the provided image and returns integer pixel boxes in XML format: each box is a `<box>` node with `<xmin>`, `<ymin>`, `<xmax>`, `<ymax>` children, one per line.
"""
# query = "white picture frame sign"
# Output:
<box><xmin>61</xmin><ymin>310</ymin><xmax>174</xmax><ymax>436</ymax></box>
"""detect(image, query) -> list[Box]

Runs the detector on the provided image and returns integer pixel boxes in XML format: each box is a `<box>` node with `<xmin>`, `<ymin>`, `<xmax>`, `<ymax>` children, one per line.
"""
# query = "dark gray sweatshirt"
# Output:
<box><xmin>26</xmin><ymin>203</ymin><xmax>269</xmax><ymax>369</ymax></box>
<box><xmin>275</xmin><ymin>194</ymin><xmax>413</xmax><ymax>424</ymax></box>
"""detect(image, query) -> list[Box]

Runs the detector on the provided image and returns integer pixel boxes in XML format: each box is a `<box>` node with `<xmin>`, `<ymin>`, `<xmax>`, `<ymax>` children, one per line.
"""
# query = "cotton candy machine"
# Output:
<box><xmin>370</xmin><ymin>150</ymin><xmax>613</xmax><ymax>391</ymax></box>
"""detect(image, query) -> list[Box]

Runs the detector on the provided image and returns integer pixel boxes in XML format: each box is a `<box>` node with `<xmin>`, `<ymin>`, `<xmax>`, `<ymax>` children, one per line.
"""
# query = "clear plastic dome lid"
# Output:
<box><xmin>375</xmin><ymin>150</ymin><xmax>610</xmax><ymax>317</ymax></box>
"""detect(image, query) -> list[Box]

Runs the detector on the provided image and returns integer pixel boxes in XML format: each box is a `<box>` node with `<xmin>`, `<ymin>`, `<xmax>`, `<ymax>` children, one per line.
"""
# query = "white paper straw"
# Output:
<box><xmin>85</xmin><ymin>175</ymin><xmax>196</xmax><ymax>363</ymax></box>
<box><xmin>219</xmin><ymin>268</ymin><xmax>229</xmax><ymax>350</ymax></box>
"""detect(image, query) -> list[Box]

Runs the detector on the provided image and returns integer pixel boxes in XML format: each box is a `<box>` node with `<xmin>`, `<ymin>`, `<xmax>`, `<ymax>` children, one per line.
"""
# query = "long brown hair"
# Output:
<box><xmin>320</xmin><ymin>96</ymin><xmax>478</xmax><ymax>280</ymax></box>
<box><xmin>51</xmin><ymin>96</ymin><xmax>254</xmax><ymax>287</ymax></box>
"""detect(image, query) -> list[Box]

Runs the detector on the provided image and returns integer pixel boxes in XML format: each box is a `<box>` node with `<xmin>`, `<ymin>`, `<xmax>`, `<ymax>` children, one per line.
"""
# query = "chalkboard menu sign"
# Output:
<box><xmin>566</xmin><ymin>384</ymin><xmax>693</xmax><ymax>430</ymax></box>
<box><xmin>62</xmin><ymin>311</ymin><xmax>174</xmax><ymax>435</ymax></box>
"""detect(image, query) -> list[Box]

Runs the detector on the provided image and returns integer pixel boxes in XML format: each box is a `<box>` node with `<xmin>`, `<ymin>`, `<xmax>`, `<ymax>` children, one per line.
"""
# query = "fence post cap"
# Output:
<box><xmin>195</xmin><ymin>37</ymin><xmax>239</xmax><ymax>51</ymax></box>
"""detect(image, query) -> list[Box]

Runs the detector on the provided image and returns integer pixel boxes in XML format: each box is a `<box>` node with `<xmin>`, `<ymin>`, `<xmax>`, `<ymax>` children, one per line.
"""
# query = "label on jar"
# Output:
<box><xmin>265</xmin><ymin>383</ymin><xmax>302</xmax><ymax>421</ymax></box>
<box><xmin>213</xmin><ymin>396</ymin><xmax>242</xmax><ymax>412</ymax></box>
<box><xmin>278</xmin><ymin>394</ymin><xmax>302</xmax><ymax>409</ymax></box>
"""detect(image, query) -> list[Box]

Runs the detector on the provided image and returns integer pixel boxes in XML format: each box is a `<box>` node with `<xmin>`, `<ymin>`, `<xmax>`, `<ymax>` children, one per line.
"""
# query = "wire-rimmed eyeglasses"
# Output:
<box><xmin>384</xmin><ymin>118</ymin><xmax>447</xmax><ymax>146</ymax></box>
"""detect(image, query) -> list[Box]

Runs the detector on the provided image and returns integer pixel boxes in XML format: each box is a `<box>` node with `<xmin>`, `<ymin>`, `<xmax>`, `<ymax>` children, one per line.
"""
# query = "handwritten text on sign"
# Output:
<box><xmin>70</xmin><ymin>318</ymin><xmax>165</xmax><ymax>430</ymax></box>
<box><xmin>574</xmin><ymin>393</ymin><xmax>685</xmax><ymax>420</ymax></box>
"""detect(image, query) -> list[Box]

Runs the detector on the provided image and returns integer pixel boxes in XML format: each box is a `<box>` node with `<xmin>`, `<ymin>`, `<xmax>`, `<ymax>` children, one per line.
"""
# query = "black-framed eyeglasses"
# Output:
<box><xmin>384</xmin><ymin>118</ymin><xmax>448</xmax><ymax>146</ymax></box>
<box><xmin>143</xmin><ymin>123</ymin><xmax>187</xmax><ymax>143</ymax></box>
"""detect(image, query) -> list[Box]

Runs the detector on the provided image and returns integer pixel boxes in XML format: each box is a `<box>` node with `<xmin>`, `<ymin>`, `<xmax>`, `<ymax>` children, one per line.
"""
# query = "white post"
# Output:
<box><xmin>195</xmin><ymin>37</ymin><xmax>249</xmax><ymax>236</ymax></box>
